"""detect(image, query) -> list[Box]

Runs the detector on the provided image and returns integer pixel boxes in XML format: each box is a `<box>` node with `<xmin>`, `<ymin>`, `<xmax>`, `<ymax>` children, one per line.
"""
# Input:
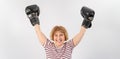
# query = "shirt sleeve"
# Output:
<box><xmin>66</xmin><ymin>39</ymin><xmax>75</xmax><ymax>49</ymax></box>
<box><xmin>43</xmin><ymin>39</ymin><xmax>52</xmax><ymax>48</ymax></box>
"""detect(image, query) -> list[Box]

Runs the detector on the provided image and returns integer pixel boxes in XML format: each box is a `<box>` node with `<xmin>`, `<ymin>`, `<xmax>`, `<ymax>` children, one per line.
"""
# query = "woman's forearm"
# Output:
<box><xmin>73</xmin><ymin>26</ymin><xmax>86</xmax><ymax>46</ymax></box>
<box><xmin>34</xmin><ymin>24</ymin><xmax>47</xmax><ymax>46</ymax></box>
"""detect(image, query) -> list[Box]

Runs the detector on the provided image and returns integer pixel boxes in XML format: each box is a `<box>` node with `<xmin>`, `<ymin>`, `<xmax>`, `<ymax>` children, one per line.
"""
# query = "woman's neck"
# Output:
<box><xmin>54</xmin><ymin>43</ymin><xmax>64</xmax><ymax>49</ymax></box>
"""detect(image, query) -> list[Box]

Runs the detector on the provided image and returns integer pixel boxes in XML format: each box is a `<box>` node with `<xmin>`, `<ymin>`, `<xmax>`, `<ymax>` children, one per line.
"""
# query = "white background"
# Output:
<box><xmin>0</xmin><ymin>0</ymin><xmax>120</xmax><ymax>59</ymax></box>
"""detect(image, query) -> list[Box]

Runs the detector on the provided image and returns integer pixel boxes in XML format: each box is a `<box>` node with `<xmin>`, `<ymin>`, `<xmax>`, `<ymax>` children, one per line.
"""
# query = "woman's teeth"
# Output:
<box><xmin>56</xmin><ymin>39</ymin><xmax>62</xmax><ymax>42</ymax></box>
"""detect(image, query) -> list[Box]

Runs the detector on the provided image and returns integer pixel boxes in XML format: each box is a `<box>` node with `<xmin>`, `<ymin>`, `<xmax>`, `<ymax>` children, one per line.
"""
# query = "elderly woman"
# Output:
<box><xmin>25</xmin><ymin>5</ymin><xmax>95</xmax><ymax>59</ymax></box>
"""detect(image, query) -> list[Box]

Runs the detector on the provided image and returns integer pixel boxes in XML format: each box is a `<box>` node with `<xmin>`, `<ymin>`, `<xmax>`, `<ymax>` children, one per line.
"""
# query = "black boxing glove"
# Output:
<box><xmin>81</xmin><ymin>6</ymin><xmax>95</xmax><ymax>28</ymax></box>
<box><xmin>25</xmin><ymin>4</ymin><xmax>40</xmax><ymax>26</ymax></box>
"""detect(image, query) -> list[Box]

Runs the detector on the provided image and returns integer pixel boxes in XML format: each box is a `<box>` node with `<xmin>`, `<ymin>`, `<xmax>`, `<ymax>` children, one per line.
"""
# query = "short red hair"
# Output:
<box><xmin>50</xmin><ymin>26</ymin><xmax>68</xmax><ymax>41</ymax></box>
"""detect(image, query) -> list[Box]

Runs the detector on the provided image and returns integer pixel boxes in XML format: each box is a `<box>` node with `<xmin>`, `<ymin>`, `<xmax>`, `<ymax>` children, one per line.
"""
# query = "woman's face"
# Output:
<box><xmin>53</xmin><ymin>31</ymin><xmax>65</xmax><ymax>47</ymax></box>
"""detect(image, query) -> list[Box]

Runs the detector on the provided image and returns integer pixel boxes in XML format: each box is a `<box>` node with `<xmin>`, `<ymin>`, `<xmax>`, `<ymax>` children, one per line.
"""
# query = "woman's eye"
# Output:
<box><xmin>60</xmin><ymin>34</ymin><xmax>63</xmax><ymax>36</ymax></box>
<box><xmin>55</xmin><ymin>35</ymin><xmax>57</xmax><ymax>37</ymax></box>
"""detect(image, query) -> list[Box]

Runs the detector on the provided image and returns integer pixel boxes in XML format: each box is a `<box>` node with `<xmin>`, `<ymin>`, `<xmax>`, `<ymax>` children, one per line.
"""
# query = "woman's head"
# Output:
<box><xmin>50</xmin><ymin>26</ymin><xmax>68</xmax><ymax>47</ymax></box>
<box><xmin>50</xmin><ymin>25</ymin><xmax>68</xmax><ymax>41</ymax></box>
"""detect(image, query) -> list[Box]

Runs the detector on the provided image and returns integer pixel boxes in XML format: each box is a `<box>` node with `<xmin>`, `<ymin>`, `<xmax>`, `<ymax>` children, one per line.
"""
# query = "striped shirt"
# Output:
<box><xmin>44</xmin><ymin>39</ymin><xmax>75</xmax><ymax>59</ymax></box>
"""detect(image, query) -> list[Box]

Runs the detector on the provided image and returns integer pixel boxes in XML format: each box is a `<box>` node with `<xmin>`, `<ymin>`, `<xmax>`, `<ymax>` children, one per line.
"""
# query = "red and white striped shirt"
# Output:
<box><xmin>44</xmin><ymin>39</ymin><xmax>75</xmax><ymax>59</ymax></box>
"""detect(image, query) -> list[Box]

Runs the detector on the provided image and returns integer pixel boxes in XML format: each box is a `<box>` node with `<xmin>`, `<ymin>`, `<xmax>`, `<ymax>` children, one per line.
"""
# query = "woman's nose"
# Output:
<box><xmin>57</xmin><ymin>36</ymin><xmax>61</xmax><ymax>39</ymax></box>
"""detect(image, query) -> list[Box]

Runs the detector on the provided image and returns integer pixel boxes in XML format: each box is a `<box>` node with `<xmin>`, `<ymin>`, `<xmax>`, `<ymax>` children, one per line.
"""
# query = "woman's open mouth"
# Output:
<box><xmin>56</xmin><ymin>39</ymin><xmax>62</xmax><ymax>43</ymax></box>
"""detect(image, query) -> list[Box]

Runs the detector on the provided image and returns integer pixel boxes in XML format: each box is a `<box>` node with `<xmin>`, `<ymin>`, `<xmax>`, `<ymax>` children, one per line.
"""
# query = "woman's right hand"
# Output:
<box><xmin>25</xmin><ymin>4</ymin><xmax>40</xmax><ymax>26</ymax></box>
